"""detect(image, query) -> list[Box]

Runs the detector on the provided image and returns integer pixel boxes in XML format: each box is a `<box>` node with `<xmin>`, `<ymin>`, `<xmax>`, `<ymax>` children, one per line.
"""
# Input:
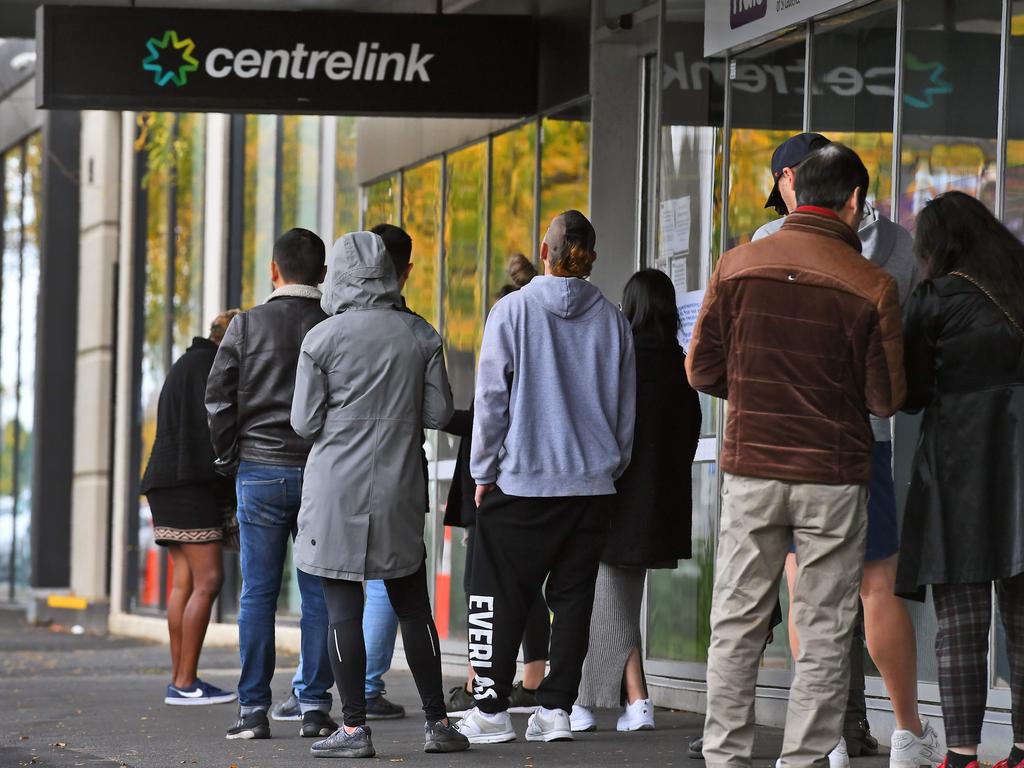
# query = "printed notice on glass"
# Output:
<box><xmin>658</xmin><ymin>196</ymin><xmax>691</xmax><ymax>256</ymax></box>
<box><xmin>678</xmin><ymin>288</ymin><xmax>707</xmax><ymax>351</ymax></box>
<box><xmin>670</xmin><ymin>257</ymin><xmax>688</xmax><ymax>297</ymax></box>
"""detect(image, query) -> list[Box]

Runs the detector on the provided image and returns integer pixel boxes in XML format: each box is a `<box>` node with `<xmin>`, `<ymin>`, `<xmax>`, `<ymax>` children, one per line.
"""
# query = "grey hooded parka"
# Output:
<box><xmin>291</xmin><ymin>232</ymin><xmax>453</xmax><ymax>582</ymax></box>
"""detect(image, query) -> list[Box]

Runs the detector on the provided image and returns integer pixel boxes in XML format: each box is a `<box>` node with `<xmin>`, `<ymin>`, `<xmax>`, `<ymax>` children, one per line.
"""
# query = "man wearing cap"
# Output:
<box><xmin>456</xmin><ymin>210</ymin><xmax>636</xmax><ymax>745</ymax></box>
<box><xmin>688</xmin><ymin>143</ymin><xmax>905</xmax><ymax>768</ymax></box>
<box><xmin>755</xmin><ymin>134</ymin><xmax>939</xmax><ymax>768</ymax></box>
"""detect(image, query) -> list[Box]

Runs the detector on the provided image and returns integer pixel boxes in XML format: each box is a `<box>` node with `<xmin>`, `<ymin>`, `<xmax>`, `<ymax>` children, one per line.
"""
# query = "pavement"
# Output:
<box><xmin>0</xmin><ymin>609</ymin><xmax>892</xmax><ymax>768</ymax></box>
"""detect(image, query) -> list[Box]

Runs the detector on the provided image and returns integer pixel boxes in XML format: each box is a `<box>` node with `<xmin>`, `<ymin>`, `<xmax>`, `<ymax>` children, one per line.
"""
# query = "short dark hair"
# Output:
<box><xmin>794</xmin><ymin>143</ymin><xmax>869</xmax><ymax>216</ymax></box>
<box><xmin>622</xmin><ymin>268</ymin><xmax>679</xmax><ymax>344</ymax></box>
<box><xmin>273</xmin><ymin>228</ymin><xmax>325</xmax><ymax>285</ymax></box>
<box><xmin>370</xmin><ymin>223</ymin><xmax>413</xmax><ymax>277</ymax></box>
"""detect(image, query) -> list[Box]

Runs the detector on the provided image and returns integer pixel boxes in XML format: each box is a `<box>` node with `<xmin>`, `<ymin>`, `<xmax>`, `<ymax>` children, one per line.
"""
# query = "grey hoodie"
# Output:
<box><xmin>292</xmin><ymin>232</ymin><xmax>453</xmax><ymax>580</ymax></box>
<box><xmin>471</xmin><ymin>275</ymin><xmax>636</xmax><ymax>497</ymax></box>
<box><xmin>753</xmin><ymin>202</ymin><xmax>920</xmax><ymax>440</ymax></box>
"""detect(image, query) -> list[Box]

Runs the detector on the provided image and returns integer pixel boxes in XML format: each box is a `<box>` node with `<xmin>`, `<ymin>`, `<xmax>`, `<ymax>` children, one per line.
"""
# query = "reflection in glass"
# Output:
<box><xmin>1004</xmin><ymin>1</ymin><xmax>1024</xmax><ymax>240</ymax></box>
<box><xmin>364</xmin><ymin>174</ymin><xmax>399</xmax><ymax>231</ymax></box>
<box><xmin>280</xmin><ymin>115</ymin><xmax>320</xmax><ymax>232</ymax></box>
<box><xmin>335</xmin><ymin>117</ymin><xmax>360</xmax><ymax>238</ymax></box>
<box><xmin>242</xmin><ymin>115</ymin><xmax>277</xmax><ymax>309</ymax></box>
<box><xmin>899</xmin><ymin>0</ymin><xmax>1001</xmax><ymax>230</ymax></box>
<box><xmin>540</xmin><ymin>106</ymin><xmax>590</xmax><ymax>244</ymax></box>
<box><xmin>490</xmin><ymin>124</ymin><xmax>537</xmax><ymax>302</ymax></box>
<box><xmin>400</xmin><ymin>163</ymin><xmax>441</xmax><ymax>325</ymax></box>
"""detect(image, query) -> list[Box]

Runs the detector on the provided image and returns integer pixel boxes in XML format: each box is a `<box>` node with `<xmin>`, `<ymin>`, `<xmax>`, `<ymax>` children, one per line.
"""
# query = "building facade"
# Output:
<box><xmin>1</xmin><ymin>0</ymin><xmax>1021</xmax><ymax>757</ymax></box>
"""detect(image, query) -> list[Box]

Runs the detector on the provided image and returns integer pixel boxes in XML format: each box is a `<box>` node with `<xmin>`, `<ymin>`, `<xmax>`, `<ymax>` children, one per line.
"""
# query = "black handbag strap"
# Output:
<box><xmin>949</xmin><ymin>270</ymin><xmax>1024</xmax><ymax>338</ymax></box>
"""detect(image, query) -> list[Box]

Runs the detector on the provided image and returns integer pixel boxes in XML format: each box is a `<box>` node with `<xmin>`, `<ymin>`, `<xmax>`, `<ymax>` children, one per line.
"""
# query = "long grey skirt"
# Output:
<box><xmin>577</xmin><ymin>562</ymin><xmax>647</xmax><ymax>709</ymax></box>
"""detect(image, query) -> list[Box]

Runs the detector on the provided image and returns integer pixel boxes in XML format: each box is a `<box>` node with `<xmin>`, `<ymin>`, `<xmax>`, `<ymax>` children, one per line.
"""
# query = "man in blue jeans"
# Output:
<box><xmin>206</xmin><ymin>228</ymin><xmax>336</xmax><ymax>740</ymax></box>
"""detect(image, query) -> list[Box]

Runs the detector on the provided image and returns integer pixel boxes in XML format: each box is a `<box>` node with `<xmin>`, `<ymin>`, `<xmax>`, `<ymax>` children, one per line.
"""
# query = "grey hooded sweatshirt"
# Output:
<box><xmin>471</xmin><ymin>275</ymin><xmax>636</xmax><ymax>498</ymax></box>
<box><xmin>291</xmin><ymin>232</ymin><xmax>453</xmax><ymax>581</ymax></box>
<box><xmin>753</xmin><ymin>201</ymin><xmax>919</xmax><ymax>440</ymax></box>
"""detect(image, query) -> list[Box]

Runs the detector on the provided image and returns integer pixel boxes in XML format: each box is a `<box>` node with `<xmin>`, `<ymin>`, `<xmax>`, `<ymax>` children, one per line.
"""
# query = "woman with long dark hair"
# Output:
<box><xmin>897</xmin><ymin>191</ymin><xmax>1024</xmax><ymax>768</ymax></box>
<box><xmin>571</xmin><ymin>268</ymin><xmax>701</xmax><ymax>733</ymax></box>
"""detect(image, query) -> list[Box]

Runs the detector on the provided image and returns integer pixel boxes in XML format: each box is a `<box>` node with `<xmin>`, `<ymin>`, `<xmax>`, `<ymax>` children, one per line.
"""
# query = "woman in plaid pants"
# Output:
<box><xmin>896</xmin><ymin>192</ymin><xmax>1024</xmax><ymax>768</ymax></box>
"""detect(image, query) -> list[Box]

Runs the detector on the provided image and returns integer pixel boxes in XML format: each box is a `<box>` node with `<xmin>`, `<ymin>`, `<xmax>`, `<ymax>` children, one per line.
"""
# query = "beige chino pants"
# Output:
<box><xmin>702</xmin><ymin>473</ymin><xmax>867</xmax><ymax>768</ymax></box>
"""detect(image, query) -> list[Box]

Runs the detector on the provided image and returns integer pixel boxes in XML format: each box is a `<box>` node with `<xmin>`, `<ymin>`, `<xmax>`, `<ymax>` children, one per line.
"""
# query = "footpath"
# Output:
<box><xmin>0</xmin><ymin>609</ymin><xmax>890</xmax><ymax>768</ymax></box>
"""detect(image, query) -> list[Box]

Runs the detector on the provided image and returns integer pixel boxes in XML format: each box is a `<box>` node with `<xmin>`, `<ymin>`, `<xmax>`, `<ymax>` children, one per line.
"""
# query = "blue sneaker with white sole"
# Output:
<box><xmin>165</xmin><ymin>679</ymin><xmax>237</xmax><ymax>706</ymax></box>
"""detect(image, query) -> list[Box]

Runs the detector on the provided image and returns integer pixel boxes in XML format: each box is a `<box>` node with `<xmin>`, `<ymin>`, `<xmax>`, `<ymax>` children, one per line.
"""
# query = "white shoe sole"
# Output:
<box><xmin>464</xmin><ymin>730</ymin><xmax>517</xmax><ymax>744</ymax></box>
<box><xmin>225</xmin><ymin>729</ymin><xmax>262</xmax><ymax>740</ymax></box>
<box><xmin>271</xmin><ymin>712</ymin><xmax>303</xmax><ymax>721</ymax></box>
<box><xmin>617</xmin><ymin>722</ymin><xmax>655</xmax><ymax>732</ymax></box>
<box><xmin>890</xmin><ymin>759</ymin><xmax>939</xmax><ymax>768</ymax></box>
<box><xmin>526</xmin><ymin>729</ymin><xmax>573</xmax><ymax>742</ymax></box>
<box><xmin>165</xmin><ymin>693</ymin><xmax>237</xmax><ymax>706</ymax></box>
<box><xmin>571</xmin><ymin>723</ymin><xmax>597</xmax><ymax>733</ymax></box>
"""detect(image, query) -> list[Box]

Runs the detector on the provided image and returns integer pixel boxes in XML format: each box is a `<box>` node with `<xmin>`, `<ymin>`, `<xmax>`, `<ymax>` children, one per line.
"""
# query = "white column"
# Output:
<box><xmin>203</xmin><ymin>114</ymin><xmax>231</xmax><ymax>318</ymax></box>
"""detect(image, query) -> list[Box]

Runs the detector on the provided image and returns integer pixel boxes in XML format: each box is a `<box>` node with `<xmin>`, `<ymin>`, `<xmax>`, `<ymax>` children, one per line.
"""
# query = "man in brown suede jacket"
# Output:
<box><xmin>688</xmin><ymin>143</ymin><xmax>905</xmax><ymax>768</ymax></box>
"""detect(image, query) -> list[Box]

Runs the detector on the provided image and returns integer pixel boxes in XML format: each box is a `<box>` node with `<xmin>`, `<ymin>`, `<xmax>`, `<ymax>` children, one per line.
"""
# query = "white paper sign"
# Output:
<box><xmin>658</xmin><ymin>196</ymin><xmax>691</xmax><ymax>256</ymax></box>
<box><xmin>670</xmin><ymin>257</ymin><xmax>688</xmax><ymax>296</ymax></box>
<box><xmin>678</xmin><ymin>288</ymin><xmax>707</xmax><ymax>352</ymax></box>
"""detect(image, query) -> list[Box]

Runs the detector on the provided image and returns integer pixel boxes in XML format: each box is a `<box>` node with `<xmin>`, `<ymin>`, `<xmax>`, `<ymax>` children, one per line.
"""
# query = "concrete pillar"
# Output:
<box><xmin>69</xmin><ymin>110</ymin><xmax>121</xmax><ymax>603</ymax></box>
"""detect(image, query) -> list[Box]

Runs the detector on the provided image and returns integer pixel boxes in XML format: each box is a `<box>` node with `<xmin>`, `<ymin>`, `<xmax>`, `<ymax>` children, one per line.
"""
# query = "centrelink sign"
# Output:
<box><xmin>37</xmin><ymin>6</ymin><xmax>537</xmax><ymax>116</ymax></box>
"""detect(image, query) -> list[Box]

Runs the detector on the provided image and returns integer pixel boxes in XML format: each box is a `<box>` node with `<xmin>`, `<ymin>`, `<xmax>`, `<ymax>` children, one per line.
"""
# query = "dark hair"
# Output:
<box><xmin>370</xmin><ymin>223</ymin><xmax>413</xmax><ymax>277</ymax></box>
<box><xmin>915</xmin><ymin>191</ymin><xmax>1024</xmax><ymax>324</ymax></box>
<box><xmin>794</xmin><ymin>143</ymin><xmax>869</xmax><ymax>216</ymax></box>
<box><xmin>273</xmin><ymin>228</ymin><xmax>326</xmax><ymax>285</ymax></box>
<box><xmin>621</xmin><ymin>269</ymin><xmax>679</xmax><ymax>343</ymax></box>
<box><xmin>507</xmin><ymin>253</ymin><xmax>537</xmax><ymax>288</ymax></box>
<box><xmin>496</xmin><ymin>284</ymin><xmax>517</xmax><ymax>299</ymax></box>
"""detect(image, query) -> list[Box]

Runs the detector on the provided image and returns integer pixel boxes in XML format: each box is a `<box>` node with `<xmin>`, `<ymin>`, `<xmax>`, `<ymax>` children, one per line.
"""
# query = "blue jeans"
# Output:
<box><xmin>289</xmin><ymin>580</ymin><xmax>399</xmax><ymax>699</ymax></box>
<box><xmin>236</xmin><ymin>461</ymin><xmax>333</xmax><ymax>713</ymax></box>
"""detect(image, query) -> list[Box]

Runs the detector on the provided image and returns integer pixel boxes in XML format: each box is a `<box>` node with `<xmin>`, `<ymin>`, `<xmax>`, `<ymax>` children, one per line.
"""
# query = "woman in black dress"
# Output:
<box><xmin>141</xmin><ymin>310</ymin><xmax>239</xmax><ymax>706</ymax></box>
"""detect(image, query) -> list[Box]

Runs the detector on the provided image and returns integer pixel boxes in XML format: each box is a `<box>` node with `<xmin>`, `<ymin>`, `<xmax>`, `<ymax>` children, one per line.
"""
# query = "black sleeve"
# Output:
<box><xmin>901</xmin><ymin>281</ymin><xmax>939</xmax><ymax>414</ymax></box>
<box><xmin>205</xmin><ymin>314</ymin><xmax>243</xmax><ymax>464</ymax></box>
<box><xmin>442</xmin><ymin>408</ymin><xmax>473</xmax><ymax>437</ymax></box>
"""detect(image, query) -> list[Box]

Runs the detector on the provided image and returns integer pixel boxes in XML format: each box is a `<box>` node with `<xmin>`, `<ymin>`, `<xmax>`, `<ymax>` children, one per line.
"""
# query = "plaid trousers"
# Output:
<box><xmin>933</xmin><ymin>573</ymin><xmax>1024</xmax><ymax>747</ymax></box>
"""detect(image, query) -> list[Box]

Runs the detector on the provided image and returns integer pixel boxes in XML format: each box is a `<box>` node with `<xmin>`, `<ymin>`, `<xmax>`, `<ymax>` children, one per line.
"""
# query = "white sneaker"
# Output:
<box><xmin>454</xmin><ymin>707</ymin><xmax>516</xmax><ymax>744</ymax></box>
<box><xmin>526</xmin><ymin>707</ymin><xmax>574</xmax><ymax>742</ymax></box>
<box><xmin>890</xmin><ymin>718</ymin><xmax>943</xmax><ymax>768</ymax></box>
<box><xmin>570</xmin><ymin>704</ymin><xmax>596</xmax><ymax>732</ymax></box>
<box><xmin>616</xmin><ymin>698</ymin><xmax>655</xmax><ymax>732</ymax></box>
<box><xmin>829</xmin><ymin>737</ymin><xmax>851</xmax><ymax>768</ymax></box>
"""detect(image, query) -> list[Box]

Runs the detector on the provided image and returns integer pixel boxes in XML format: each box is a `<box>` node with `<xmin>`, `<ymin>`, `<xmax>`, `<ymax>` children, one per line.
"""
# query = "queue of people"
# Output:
<box><xmin>136</xmin><ymin>136</ymin><xmax>1024</xmax><ymax>766</ymax></box>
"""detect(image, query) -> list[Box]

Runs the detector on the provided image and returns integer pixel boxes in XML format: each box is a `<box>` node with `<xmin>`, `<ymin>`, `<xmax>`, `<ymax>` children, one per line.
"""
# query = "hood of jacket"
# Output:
<box><xmin>520</xmin><ymin>274</ymin><xmax>604</xmax><ymax>320</ymax></box>
<box><xmin>859</xmin><ymin>201</ymin><xmax>896</xmax><ymax>269</ymax></box>
<box><xmin>322</xmin><ymin>232</ymin><xmax>401</xmax><ymax>316</ymax></box>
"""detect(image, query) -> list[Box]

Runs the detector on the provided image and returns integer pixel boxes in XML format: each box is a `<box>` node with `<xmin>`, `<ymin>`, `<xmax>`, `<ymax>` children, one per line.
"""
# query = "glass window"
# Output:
<box><xmin>898</xmin><ymin>0</ymin><xmax>1002</xmax><ymax>230</ymax></box>
<box><xmin>0</xmin><ymin>135</ymin><xmax>39</xmax><ymax>601</ymax></box>
<box><xmin>1004</xmin><ymin>1</ymin><xmax>1024</xmax><ymax>240</ymax></box>
<box><xmin>400</xmin><ymin>162</ymin><xmax>441</xmax><ymax>325</ymax></box>
<box><xmin>364</xmin><ymin>174</ymin><xmax>399</xmax><ymax>231</ymax></box>
<box><xmin>335</xmin><ymin>117</ymin><xmax>360</xmax><ymax>238</ymax></box>
<box><xmin>540</xmin><ymin>104</ymin><xmax>591</xmax><ymax>243</ymax></box>
<box><xmin>241</xmin><ymin>115</ymin><xmax>277</xmax><ymax>309</ymax></box>
<box><xmin>133</xmin><ymin>113</ymin><xmax>206</xmax><ymax>612</ymax></box>
<box><xmin>489</xmin><ymin>123</ymin><xmax>537</xmax><ymax>302</ymax></box>
<box><xmin>727</xmin><ymin>32</ymin><xmax>807</xmax><ymax>248</ymax></box>
<box><xmin>279</xmin><ymin>116</ymin><xmax>321</xmax><ymax>233</ymax></box>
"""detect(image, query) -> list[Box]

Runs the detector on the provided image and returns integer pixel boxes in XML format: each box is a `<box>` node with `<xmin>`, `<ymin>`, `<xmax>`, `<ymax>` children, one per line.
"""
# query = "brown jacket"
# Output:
<box><xmin>686</xmin><ymin>208</ymin><xmax>905</xmax><ymax>485</ymax></box>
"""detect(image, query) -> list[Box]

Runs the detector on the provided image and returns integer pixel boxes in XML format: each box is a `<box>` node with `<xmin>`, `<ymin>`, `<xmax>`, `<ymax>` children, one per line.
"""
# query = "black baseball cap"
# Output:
<box><xmin>764</xmin><ymin>132</ymin><xmax>832</xmax><ymax>210</ymax></box>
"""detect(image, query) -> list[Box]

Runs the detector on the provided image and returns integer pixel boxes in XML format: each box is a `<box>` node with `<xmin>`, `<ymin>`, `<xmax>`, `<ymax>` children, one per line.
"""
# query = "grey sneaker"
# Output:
<box><xmin>311</xmin><ymin>726</ymin><xmax>375</xmax><ymax>759</ymax></box>
<box><xmin>271</xmin><ymin>691</ymin><xmax>302</xmax><ymax>721</ymax></box>
<box><xmin>455</xmin><ymin>707</ymin><xmax>517</xmax><ymax>744</ymax></box>
<box><xmin>525</xmin><ymin>707</ymin><xmax>573</xmax><ymax>743</ymax></box>
<box><xmin>424</xmin><ymin>720</ymin><xmax>471</xmax><ymax>753</ymax></box>
<box><xmin>365</xmin><ymin>694</ymin><xmax>406</xmax><ymax>720</ymax></box>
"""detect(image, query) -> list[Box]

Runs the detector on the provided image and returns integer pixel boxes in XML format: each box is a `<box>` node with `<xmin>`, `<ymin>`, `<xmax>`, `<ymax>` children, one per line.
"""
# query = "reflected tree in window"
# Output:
<box><xmin>400</xmin><ymin>163</ymin><xmax>440</xmax><ymax>325</ymax></box>
<box><xmin>490</xmin><ymin>124</ymin><xmax>536</xmax><ymax>303</ymax></box>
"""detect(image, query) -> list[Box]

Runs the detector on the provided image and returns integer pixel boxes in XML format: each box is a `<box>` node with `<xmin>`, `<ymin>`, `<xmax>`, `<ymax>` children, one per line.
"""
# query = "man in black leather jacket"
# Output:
<box><xmin>205</xmin><ymin>228</ymin><xmax>336</xmax><ymax>741</ymax></box>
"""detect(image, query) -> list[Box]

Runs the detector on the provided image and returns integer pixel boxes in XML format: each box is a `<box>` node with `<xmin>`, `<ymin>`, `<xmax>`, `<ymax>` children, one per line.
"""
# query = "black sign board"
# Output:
<box><xmin>37</xmin><ymin>5</ymin><xmax>538</xmax><ymax>117</ymax></box>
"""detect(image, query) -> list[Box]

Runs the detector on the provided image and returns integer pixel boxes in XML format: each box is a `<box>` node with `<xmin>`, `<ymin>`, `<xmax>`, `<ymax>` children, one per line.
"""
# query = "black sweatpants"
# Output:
<box><xmin>468</xmin><ymin>488</ymin><xmax>612</xmax><ymax>714</ymax></box>
<box><xmin>321</xmin><ymin>560</ymin><xmax>446</xmax><ymax>727</ymax></box>
<box><xmin>465</xmin><ymin>523</ymin><xmax>551</xmax><ymax>664</ymax></box>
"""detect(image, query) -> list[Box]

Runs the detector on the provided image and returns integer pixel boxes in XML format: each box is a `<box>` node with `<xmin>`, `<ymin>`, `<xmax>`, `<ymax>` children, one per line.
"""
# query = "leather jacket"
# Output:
<box><xmin>205</xmin><ymin>287</ymin><xmax>328</xmax><ymax>469</ymax></box>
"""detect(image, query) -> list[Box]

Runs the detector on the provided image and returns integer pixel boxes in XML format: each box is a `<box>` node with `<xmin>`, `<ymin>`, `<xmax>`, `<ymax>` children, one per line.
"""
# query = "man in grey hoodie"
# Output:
<box><xmin>753</xmin><ymin>135</ymin><xmax>940</xmax><ymax>768</ymax></box>
<box><xmin>456</xmin><ymin>210</ymin><xmax>636</xmax><ymax>745</ymax></box>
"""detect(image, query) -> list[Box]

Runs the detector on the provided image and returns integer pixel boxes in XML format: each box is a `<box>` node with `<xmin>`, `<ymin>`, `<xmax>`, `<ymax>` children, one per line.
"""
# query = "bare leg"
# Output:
<box><xmin>861</xmin><ymin>556</ymin><xmax>921</xmax><ymax>734</ymax></box>
<box><xmin>172</xmin><ymin>541</ymin><xmax>224</xmax><ymax>689</ymax></box>
<box><xmin>464</xmin><ymin>663</ymin><xmax>476</xmax><ymax>693</ymax></box>
<box><xmin>784</xmin><ymin>553</ymin><xmax>799</xmax><ymax>660</ymax></box>
<box><xmin>623</xmin><ymin>647</ymin><xmax>648</xmax><ymax>703</ymax></box>
<box><xmin>166</xmin><ymin>545</ymin><xmax>192</xmax><ymax>684</ymax></box>
<box><xmin>523</xmin><ymin>659</ymin><xmax>546</xmax><ymax>690</ymax></box>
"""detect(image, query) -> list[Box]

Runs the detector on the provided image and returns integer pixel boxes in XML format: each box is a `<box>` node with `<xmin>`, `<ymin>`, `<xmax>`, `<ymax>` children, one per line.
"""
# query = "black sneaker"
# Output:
<box><xmin>445</xmin><ymin>685</ymin><xmax>475</xmax><ymax>716</ymax></box>
<box><xmin>844</xmin><ymin>719</ymin><xmax>879</xmax><ymax>757</ymax></box>
<box><xmin>226</xmin><ymin>710</ymin><xmax>271</xmax><ymax>740</ymax></box>
<box><xmin>508</xmin><ymin>682</ymin><xmax>539</xmax><ymax>714</ymax></box>
<box><xmin>688</xmin><ymin>736</ymin><xmax>703</xmax><ymax>759</ymax></box>
<box><xmin>301</xmin><ymin>710</ymin><xmax>339</xmax><ymax>737</ymax></box>
<box><xmin>365</xmin><ymin>694</ymin><xmax>406</xmax><ymax>720</ymax></box>
<box><xmin>424</xmin><ymin>720</ymin><xmax>471</xmax><ymax>754</ymax></box>
<box><xmin>311</xmin><ymin>725</ymin><xmax>375</xmax><ymax>758</ymax></box>
<box><xmin>271</xmin><ymin>691</ymin><xmax>302</xmax><ymax>721</ymax></box>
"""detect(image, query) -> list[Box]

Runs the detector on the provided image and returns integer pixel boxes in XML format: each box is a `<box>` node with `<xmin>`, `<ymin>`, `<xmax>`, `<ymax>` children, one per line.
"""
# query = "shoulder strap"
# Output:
<box><xmin>949</xmin><ymin>270</ymin><xmax>1024</xmax><ymax>337</ymax></box>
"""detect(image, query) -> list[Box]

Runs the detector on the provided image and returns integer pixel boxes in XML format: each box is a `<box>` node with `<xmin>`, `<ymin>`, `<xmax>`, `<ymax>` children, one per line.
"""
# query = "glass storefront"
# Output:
<box><xmin>0</xmin><ymin>133</ymin><xmax>41</xmax><ymax>602</ymax></box>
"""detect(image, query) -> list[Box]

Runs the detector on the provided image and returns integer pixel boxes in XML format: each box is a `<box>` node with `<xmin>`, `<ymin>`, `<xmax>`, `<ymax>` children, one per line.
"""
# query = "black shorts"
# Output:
<box><xmin>146</xmin><ymin>481</ymin><xmax>237</xmax><ymax>549</ymax></box>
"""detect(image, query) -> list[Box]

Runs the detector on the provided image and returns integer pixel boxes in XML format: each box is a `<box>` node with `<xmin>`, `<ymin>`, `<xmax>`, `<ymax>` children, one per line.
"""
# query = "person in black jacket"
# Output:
<box><xmin>205</xmin><ymin>228</ymin><xmax>336</xmax><ymax>741</ymax></box>
<box><xmin>142</xmin><ymin>309</ymin><xmax>240</xmax><ymax>707</ymax></box>
<box><xmin>897</xmin><ymin>192</ymin><xmax>1024</xmax><ymax>768</ymax></box>
<box><xmin>571</xmin><ymin>269</ymin><xmax>700</xmax><ymax>733</ymax></box>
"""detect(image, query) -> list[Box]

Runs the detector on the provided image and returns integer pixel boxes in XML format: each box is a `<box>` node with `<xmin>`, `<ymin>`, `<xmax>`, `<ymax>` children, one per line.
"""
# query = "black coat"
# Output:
<box><xmin>602</xmin><ymin>335</ymin><xmax>702</xmax><ymax>568</ymax></box>
<box><xmin>896</xmin><ymin>277</ymin><xmax>1024</xmax><ymax>598</ymax></box>
<box><xmin>141</xmin><ymin>338</ymin><xmax>225</xmax><ymax>493</ymax></box>
<box><xmin>442</xmin><ymin>409</ymin><xmax>476</xmax><ymax>528</ymax></box>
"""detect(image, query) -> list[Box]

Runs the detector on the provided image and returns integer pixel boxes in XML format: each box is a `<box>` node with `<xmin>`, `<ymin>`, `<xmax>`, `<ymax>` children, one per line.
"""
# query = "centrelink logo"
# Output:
<box><xmin>142</xmin><ymin>31</ymin><xmax>436</xmax><ymax>87</ymax></box>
